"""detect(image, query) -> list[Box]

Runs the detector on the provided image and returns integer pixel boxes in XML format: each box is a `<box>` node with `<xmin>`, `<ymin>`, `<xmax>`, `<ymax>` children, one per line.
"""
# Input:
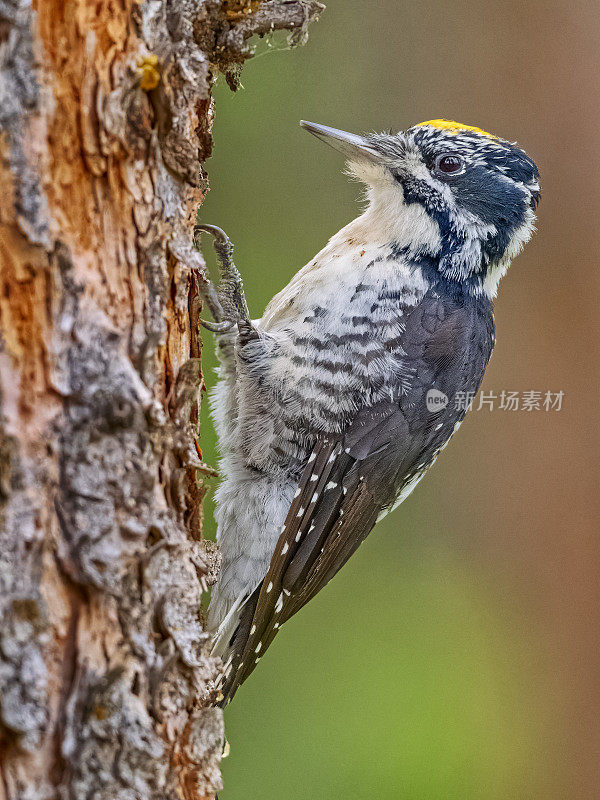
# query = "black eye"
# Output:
<box><xmin>434</xmin><ymin>153</ymin><xmax>465</xmax><ymax>175</ymax></box>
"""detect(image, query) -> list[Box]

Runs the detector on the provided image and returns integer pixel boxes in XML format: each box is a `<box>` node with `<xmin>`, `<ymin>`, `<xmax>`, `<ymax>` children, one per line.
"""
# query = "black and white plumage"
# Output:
<box><xmin>204</xmin><ymin>119</ymin><xmax>540</xmax><ymax>703</ymax></box>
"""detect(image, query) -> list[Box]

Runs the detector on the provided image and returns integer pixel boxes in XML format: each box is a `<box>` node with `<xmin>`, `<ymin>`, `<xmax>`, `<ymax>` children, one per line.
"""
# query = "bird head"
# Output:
<box><xmin>300</xmin><ymin>119</ymin><xmax>540</xmax><ymax>296</ymax></box>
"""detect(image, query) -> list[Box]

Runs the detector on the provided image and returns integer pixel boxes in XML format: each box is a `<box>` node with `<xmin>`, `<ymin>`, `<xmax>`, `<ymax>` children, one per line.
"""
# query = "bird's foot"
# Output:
<box><xmin>194</xmin><ymin>223</ymin><xmax>252</xmax><ymax>335</ymax></box>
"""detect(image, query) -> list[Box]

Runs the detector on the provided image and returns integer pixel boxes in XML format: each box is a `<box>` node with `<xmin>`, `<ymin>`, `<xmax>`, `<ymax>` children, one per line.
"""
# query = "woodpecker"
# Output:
<box><xmin>200</xmin><ymin>119</ymin><xmax>540</xmax><ymax>704</ymax></box>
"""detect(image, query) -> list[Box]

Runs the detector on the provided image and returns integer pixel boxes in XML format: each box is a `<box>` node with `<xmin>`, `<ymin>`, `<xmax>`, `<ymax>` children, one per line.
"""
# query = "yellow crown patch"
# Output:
<box><xmin>417</xmin><ymin>119</ymin><xmax>498</xmax><ymax>139</ymax></box>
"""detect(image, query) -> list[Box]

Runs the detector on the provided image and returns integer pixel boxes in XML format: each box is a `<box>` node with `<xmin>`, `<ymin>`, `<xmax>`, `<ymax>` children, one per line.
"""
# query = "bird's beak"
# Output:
<box><xmin>300</xmin><ymin>121</ymin><xmax>381</xmax><ymax>163</ymax></box>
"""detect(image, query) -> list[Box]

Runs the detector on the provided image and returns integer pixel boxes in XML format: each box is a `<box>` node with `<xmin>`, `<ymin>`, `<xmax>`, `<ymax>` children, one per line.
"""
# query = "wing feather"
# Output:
<box><xmin>219</xmin><ymin>402</ymin><xmax>410</xmax><ymax>702</ymax></box>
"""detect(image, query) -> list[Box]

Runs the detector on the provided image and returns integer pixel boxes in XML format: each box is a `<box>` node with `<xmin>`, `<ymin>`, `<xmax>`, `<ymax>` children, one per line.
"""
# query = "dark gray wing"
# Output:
<box><xmin>219</xmin><ymin>288</ymin><xmax>494</xmax><ymax>703</ymax></box>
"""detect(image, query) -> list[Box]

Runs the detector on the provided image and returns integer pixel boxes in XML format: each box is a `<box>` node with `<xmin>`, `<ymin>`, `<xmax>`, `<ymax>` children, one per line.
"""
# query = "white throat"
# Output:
<box><xmin>346</xmin><ymin>158</ymin><xmax>442</xmax><ymax>255</ymax></box>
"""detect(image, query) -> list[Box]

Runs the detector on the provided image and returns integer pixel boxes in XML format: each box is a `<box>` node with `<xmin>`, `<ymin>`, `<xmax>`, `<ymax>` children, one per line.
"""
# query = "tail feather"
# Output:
<box><xmin>209</xmin><ymin>592</ymin><xmax>246</xmax><ymax>660</ymax></box>
<box><xmin>212</xmin><ymin>584</ymin><xmax>262</xmax><ymax>705</ymax></box>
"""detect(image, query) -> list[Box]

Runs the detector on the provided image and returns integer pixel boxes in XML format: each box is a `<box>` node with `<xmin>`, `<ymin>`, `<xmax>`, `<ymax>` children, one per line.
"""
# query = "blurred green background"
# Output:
<box><xmin>199</xmin><ymin>2</ymin><xmax>600</xmax><ymax>797</ymax></box>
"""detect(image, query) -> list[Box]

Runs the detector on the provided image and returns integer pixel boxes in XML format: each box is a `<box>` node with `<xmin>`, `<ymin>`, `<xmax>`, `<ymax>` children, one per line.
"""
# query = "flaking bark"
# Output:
<box><xmin>0</xmin><ymin>1</ymin><xmax>322</xmax><ymax>798</ymax></box>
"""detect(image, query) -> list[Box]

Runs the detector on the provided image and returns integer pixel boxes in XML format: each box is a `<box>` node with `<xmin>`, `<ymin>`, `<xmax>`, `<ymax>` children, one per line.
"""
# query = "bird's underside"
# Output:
<box><xmin>197</xmin><ymin>223</ymin><xmax>495</xmax><ymax>704</ymax></box>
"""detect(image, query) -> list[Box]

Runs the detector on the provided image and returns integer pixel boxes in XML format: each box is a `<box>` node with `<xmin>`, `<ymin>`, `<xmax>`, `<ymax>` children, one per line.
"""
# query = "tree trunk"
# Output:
<box><xmin>0</xmin><ymin>2</ymin><xmax>322</xmax><ymax>798</ymax></box>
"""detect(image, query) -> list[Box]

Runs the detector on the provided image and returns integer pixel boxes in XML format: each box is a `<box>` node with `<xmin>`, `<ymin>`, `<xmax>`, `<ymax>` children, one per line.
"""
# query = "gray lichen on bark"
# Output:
<box><xmin>0</xmin><ymin>1</ymin><xmax>322</xmax><ymax>798</ymax></box>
